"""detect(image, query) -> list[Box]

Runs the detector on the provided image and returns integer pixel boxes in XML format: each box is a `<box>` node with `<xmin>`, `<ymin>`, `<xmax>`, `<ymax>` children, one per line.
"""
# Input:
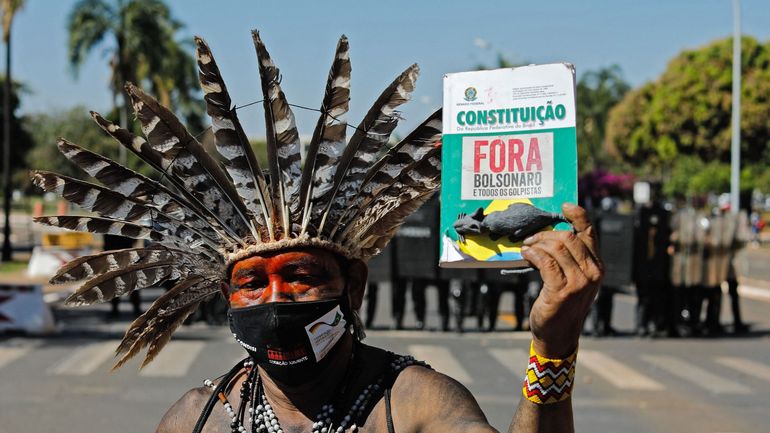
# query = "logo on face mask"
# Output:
<box><xmin>228</xmin><ymin>298</ymin><xmax>352</xmax><ymax>385</ymax></box>
<box><xmin>305</xmin><ymin>306</ymin><xmax>347</xmax><ymax>362</ymax></box>
<box><xmin>308</xmin><ymin>312</ymin><xmax>343</xmax><ymax>334</ymax></box>
<box><xmin>266</xmin><ymin>345</ymin><xmax>309</xmax><ymax>365</ymax></box>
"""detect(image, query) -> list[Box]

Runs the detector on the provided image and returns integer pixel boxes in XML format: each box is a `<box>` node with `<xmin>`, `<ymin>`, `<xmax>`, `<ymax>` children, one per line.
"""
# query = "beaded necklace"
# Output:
<box><xmin>203</xmin><ymin>354</ymin><xmax>428</xmax><ymax>433</ymax></box>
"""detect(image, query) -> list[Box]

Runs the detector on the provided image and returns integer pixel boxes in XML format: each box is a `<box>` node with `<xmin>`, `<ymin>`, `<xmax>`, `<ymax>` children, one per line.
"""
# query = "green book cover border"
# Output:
<box><xmin>440</xmin><ymin>126</ymin><xmax>577</xmax><ymax>264</ymax></box>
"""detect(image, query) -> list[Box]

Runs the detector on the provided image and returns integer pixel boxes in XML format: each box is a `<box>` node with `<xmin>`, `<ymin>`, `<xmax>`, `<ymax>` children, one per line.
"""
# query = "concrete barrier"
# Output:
<box><xmin>0</xmin><ymin>283</ymin><xmax>56</xmax><ymax>334</ymax></box>
<box><xmin>26</xmin><ymin>246</ymin><xmax>79</xmax><ymax>278</ymax></box>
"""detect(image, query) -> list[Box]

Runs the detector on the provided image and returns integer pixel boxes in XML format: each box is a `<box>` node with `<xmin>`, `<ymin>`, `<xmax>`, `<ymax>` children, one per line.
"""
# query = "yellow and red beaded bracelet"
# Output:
<box><xmin>522</xmin><ymin>341</ymin><xmax>577</xmax><ymax>404</ymax></box>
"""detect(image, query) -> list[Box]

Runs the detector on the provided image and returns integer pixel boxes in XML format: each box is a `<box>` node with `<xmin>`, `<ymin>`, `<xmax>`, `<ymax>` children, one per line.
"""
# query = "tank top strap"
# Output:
<box><xmin>381</xmin><ymin>353</ymin><xmax>432</xmax><ymax>433</ymax></box>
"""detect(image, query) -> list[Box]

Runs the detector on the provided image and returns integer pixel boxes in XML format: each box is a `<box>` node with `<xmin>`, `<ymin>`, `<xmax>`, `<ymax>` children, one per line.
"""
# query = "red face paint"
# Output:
<box><xmin>227</xmin><ymin>249</ymin><xmax>345</xmax><ymax>308</ymax></box>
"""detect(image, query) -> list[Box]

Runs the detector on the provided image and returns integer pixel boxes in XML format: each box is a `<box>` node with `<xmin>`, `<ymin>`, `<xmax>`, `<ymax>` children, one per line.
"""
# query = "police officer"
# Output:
<box><xmin>633</xmin><ymin>188</ymin><xmax>671</xmax><ymax>337</ymax></box>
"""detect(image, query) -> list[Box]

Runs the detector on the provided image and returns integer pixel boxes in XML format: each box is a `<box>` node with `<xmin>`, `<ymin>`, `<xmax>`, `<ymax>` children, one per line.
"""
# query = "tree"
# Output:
<box><xmin>67</xmin><ymin>0</ymin><xmax>203</xmax><ymax>135</ymax></box>
<box><xmin>477</xmin><ymin>55</ymin><xmax>630</xmax><ymax>174</ymax></box>
<box><xmin>1</xmin><ymin>0</ymin><xmax>23</xmax><ymax>261</ymax></box>
<box><xmin>24</xmin><ymin>107</ymin><xmax>131</xmax><ymax>185</ymax></box>
<box><xmin>606</xmin><ymin>36</ymin><xmax>770</xmax><ymax>195</ymax></box>
<box><xmin>0</xmin><ymin>78</ymin><xmax>32</xmax><ymax>186</ymax></box>
<box><xmin>576</xmin><ymin>65</ymin><xmax>630</xmax><ymax>172</ymax></box>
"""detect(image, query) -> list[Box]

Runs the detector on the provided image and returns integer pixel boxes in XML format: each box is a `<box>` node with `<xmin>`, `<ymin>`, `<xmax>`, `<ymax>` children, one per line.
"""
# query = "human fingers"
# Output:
<box><xmin>524</xmin><ymin>230</ymin><xmax>602</xmax><ymax>283</ymax></box>
<box><xmin>562</xmin><ymin>202</ymin><xmax>600</xmax><ymax>261</ymax></box>
<box><xmin>521</xmin><ymin>244</ymin><xmax>566</xmax><ymax>290</ymax></box>
<box><xmin>529</xmin><ymin>237</ymin><xmax>589</xmax><ymax>292</ymax></box>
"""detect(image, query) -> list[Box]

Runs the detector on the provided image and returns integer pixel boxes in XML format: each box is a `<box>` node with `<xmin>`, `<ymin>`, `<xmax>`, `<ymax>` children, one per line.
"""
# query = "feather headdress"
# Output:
<box><xmin>32</xmin><ymin>31</ymin><xmax>442</xmax><ymax>368</ymax></box>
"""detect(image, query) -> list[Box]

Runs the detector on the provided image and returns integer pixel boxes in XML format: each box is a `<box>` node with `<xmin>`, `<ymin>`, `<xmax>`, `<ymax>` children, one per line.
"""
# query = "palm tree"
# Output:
<box><xmin>576</xmin><ymin>65</ymin><xmax>630</xmax><ymax>171</ymax></box>
<box><xmin>67</xmin><ymin>0</ymin><xmax>201</xmax><ymax>144</ymax></box>
<box><xmin>1</xmin><ymin>0</ymin><xmax>24</xmax><ymax>262</ymax></box>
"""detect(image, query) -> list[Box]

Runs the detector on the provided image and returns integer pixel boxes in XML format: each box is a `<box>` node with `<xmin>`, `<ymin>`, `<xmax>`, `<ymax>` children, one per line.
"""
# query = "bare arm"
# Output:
<box><xmin>508</xmin><ymin>203</ymin><xmax>603</xmax><ymax>433</ymax></box>
<box><xmin>417</xmin><ymin>204</ymin><xmax>601</xmax><ymax>433</ymax></box>
<box><xmin>411</xmin><ymin>360</ymin><xmax>575</xmax><ymax>433</ymax></box>
<box><xmin>156</xmin><ymin>387</ymin><xmax>217</xmax><ymax>433</ymax></box>
<box><xmin>509</xmin><ymin>399</ymin><xmax>574</xmax><ymax>433</ymax></box>
<box><xmin>401</xmin><ymin>366</ymin><xmax>498</xmax><ymax>433</ymax></box>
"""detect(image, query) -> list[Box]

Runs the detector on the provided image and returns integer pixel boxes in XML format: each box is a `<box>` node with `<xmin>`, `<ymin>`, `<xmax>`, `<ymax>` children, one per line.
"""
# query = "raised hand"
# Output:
<box><xmin>520</xmin><ymin>203</ymin><xmax>603</xmax><ymax>358</ymax></box>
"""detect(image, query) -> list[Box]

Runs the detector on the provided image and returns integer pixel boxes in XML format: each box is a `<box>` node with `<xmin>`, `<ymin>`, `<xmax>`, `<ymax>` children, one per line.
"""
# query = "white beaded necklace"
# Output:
<box><xmin>203</xmin><ymin>355</ymin><xmax>428</xmax><ymax>433</ymax></box>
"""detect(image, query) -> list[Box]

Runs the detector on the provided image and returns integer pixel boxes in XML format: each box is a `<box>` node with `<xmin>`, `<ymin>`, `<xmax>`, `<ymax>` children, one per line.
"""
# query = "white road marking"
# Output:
<box><xmin>368</xmin><ymin>330</ymin><xmax>531</xmax><ymax>340</ymax></box>
<box><xmin>736</xmin><ymin>285</ymin><xmax>770</xmax><ymax>302</ymax></box>
<box><xmin>715</xmin><ymin>357</ymin><xmax>770</xmax><ymax>383</ymax></box>
<box><xmin>232</xmin><ymin>353</ymin><xmax>249</xmax><ymax>367</ymax></box>
<box><xmin>48</xmin><ymin>341</ymin><xmax>117</xmax><ymax>375</ymax></box>
<box><xmin>580</xmin><ymin>350</ymin><xmax>664</xmax><ymax>390</ymax></box>
<box><xmin>642</xmin><ymin>355</ymin><xmax>751</xmax><ymax>394</ymax></box>
<box><xmin>409</xmin><ymin>345</ymin><xmax>473</xmax><ymax>384</ymax></box>
<box><xmin>139</xmin><ymin>341</ymin><xmax>204</xmax><ymax>377</ymax></box>
<box><xmin>487</xmin><ymin>348</ymin><xmax>528</xmax><ymax>377</ymax></box>
<box><xmin>0</xmin><ymin>345</ymin><xmax>33</xmax><ymax>370</ymax></box>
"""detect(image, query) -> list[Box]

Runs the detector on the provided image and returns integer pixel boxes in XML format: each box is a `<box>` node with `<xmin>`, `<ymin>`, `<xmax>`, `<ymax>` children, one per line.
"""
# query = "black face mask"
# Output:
<box><xmin>228</xmin><ymin>297</ymin><xmax>352</xmax><ymax>386</ymax></box>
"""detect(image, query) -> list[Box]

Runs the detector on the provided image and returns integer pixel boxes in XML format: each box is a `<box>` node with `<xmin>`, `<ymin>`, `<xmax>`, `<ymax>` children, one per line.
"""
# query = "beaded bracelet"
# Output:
<box><xmin>521</xmin><ymin>341</ymin><xmax>577</xmax><ymax>404</ymax></box>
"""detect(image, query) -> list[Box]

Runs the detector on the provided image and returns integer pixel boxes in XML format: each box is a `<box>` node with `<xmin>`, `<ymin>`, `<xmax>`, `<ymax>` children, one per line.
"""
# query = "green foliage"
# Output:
<box><xmin>0</xmin><ymin>259</ymin><xmax>26</xmax><ymax>273</ymax></box>
<box><xmin>661</xmin><ymin>155</ymin><xmax>767</xmax><ymax>198</ymax></box>
<box><xmin>474</xmin><ymin>53</ymin><xmax>520</xmax><ymax>71</ymax></box>
<box><xmin>741</xmin><ymin>164</ymin><xmax>770</xmax><ymax>193</ymax></box>
<box><xmin>607</xmin><ymin>36</ymin><xmax>770</xmax><ymax>171</ymax></box>
<box><xmin>575</xmin><ymin>65</ymin><xmax>630</xmax><ymax>172</ymax></box>
<box><xmin>67</xmin><ymin>0</ymin><xmax>203</xmax><ymax>126</ymax></box>
<box><xmin>0</xmin><ymin>76</ymin><xmax>34</xmax><ymax>188</ymax></box>
<box><xmin>24</xmin><ymin>106</ymin><xmax>150</xmax><ymax>191</ymax></box>
<box><xmin>249</xmin><ymin>138</ymin><xmax>269</xmax><ymax>170</ymax></box>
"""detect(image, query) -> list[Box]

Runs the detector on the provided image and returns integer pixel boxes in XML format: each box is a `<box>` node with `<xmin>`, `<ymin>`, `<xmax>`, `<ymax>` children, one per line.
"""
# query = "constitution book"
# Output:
<box><xmin>439</xmin><ymin>63</ymin><xmax>577</xmax><ymax>268</ymax></box>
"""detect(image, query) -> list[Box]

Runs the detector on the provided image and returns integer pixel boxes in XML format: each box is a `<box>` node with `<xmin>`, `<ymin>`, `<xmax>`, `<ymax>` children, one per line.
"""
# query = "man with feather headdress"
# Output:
<box><xmin>33</xmin><ymin>31</ymin><xmax>602</xmax><ymax>433</ymax></box>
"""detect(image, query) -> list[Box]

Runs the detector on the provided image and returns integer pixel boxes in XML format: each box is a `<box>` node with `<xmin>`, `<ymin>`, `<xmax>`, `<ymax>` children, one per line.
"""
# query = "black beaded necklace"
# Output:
<box><xmin>200</xmin><ymin>349</ymin><xmax>428</xmax><ymax>433</ymax></box>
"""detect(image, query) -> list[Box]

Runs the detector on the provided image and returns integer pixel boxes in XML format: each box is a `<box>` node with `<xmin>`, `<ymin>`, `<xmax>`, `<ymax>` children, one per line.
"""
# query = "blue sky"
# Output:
<box><xmin>10</xmin><ymin>0</ymin><xmax>770</xmax><ymax>138</ymax></box>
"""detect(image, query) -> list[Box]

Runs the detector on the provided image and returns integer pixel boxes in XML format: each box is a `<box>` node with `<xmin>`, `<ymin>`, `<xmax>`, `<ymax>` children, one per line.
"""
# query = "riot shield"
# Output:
<box><xmin>600</xmin><ymin>213</ymin><xmax>634</xmax><ymax>288</ymax></box>
<box><xmin>395</xmin><ymin>196</ymin><xmax>440</xmax><ymax>279</ymax></box>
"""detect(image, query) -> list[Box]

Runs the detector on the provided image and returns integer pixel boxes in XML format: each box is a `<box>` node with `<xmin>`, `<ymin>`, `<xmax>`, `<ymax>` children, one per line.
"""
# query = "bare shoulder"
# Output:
<box><xmin>391</xmin><ymin>365</ymin><xmax>497</xmax><ymax>433</ymax></box>
<box><xmin>156</xmin><ymin>386</ymin><xmax>215</xmax><ymax>433</ymax></box>
<box><xmin>393</xmin><ymin>364</ymin><xmax>474</xmax><ymax>403</ymax></box>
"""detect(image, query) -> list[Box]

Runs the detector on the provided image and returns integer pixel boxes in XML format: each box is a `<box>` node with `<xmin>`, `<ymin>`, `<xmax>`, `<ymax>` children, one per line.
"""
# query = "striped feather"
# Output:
<box><xmin>32</xmin><ymin>214</ymin><xmax>213</xmax><ymax>261</ymax></box>
<box><xmin>124</xmin><ymin>83</ymin><xmax>254</xmax><ymax>241</ymax></box>
<box><xmin>299</xmin><ymin>35</ymin><xmax>351</xmax><ymax>234</ymax></box>
<box><xmin>359</xmin><ymin>189</ymin><xmax>438</xmax><ymax>259</ymax></box>
<box><xmin>114</xmin><ymin>277</ymin><xmax>209</xmax><ymax>369</ymax></box>
<box><xmin>90</xmin><ymin>111</ymin><xmax>240</xmax><ymax>243</ymax></box>
<box><xmin>114</xmin><ymin>277</ymin><xmax>204</xmax><ymax>362</ymax></box>
<box><xmin>51</xmin><ymin>246</ymin><xmax>166</xmax><ymax>283</ymax></box>
<box><xmin>342</xmin><ymin>146</ymin><xmax>441</xmax><ymax>249</ymax></box>
<box><xmin>195</xmin><ymin>36</ymin><xmax>273</xmax><ymax>241</ymax></box>
<box><xmin>252</xmin><ymin>30</ymin><xmax>302</xmax><ymax>236</ymax></box>
<box><xmin>31</xmin><ymin>171</ymin><xmax>219</xmax><ymax>252</ymax></box>
<box><xmin>140</xmin><ymin>301</ymin><xmax>201</xmax><ymax>368</ymax></box>
<box><xmin>56</xmin><ymin>139</ymin><xmax>220</xmax><ymax>239</ymax></box>
<box><xmin>33</xmin><ymin>216</ymin><xmax>164</xmax><ymax>241</ymax></box>
<box><xmin>149</xmin><ymin>213</ymin><xmax>222</xmax><ymax>252</ymax></box>
<box><xmin>114</xmin><ymin>300</ymin><xmax>201</xmax><ymax>370</ymax></box>
<box><xmin>57</xmin><ymin>139</ymin><xmax>181</xmax><ymax>218</ymax></box>
<box><xmin>31</xmin><ymin>170</ymin><xmax>154</xmax><ymax>222</ymax></box>
<box><xmin>332</xmin><ymin>109</ymin><xmax>441</xmax><ymax>238</ymax></box>
<box><xmin>90</xmin><ymin>111</ymin><xmax>168</xmax><ymax>171</ymax></box>
<box><xmin>319</xmin><ymin>64</ymin><xmax>419</xmax><ymax>236</ymax></box>
<box><xmin>65</xmin><ymin>259</ymin><xmax>180</xmax><ymax>305</ymax></box>
<box><xmin>157</xmin><ymin>282</ymin><xmax>218</xmax><ymax>317</ymax></box>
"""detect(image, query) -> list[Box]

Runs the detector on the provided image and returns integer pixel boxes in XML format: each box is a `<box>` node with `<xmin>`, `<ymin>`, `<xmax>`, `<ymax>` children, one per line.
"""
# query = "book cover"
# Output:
<box><xmin>439</xmin><ymin>63</ymin><xmax>577</xmax><ymax>268</ymax></box>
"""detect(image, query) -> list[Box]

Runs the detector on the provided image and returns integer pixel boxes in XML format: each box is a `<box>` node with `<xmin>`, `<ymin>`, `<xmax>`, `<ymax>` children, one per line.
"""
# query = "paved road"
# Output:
<box><xmin>1</xmin><ymin>287</ymin><xmax>769</xmax><ymax>433</ymax></box>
